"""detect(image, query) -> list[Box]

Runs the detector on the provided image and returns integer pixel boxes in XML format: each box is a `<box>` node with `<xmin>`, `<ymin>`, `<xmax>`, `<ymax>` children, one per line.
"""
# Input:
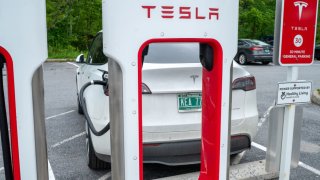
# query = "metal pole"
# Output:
<box><xmin>109</xmin><ymin>59</ymin><xmax>125</xmax><ymax>180</ymax></box>
<box><xmin>279</xmin><ymin>66</ymin><xmax>298</xmax><ymax>180</ymax></box>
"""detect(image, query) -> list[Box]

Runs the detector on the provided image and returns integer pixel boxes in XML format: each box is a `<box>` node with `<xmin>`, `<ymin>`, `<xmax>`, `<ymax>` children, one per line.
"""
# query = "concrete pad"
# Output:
<box><xmin>229</xmin><ymin>160</ymin><xmax>278</xmax><ymax>180</ymax></box>
<box><xmin>155</xmin><ymin>160</ymin><xmax>279</xmax><ymax>180</ymax></box>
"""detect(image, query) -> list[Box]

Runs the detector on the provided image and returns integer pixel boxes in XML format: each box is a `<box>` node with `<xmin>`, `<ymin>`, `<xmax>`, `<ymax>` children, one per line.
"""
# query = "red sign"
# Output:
<box><xmin>279</xmin><ymin>0</ymin><xmax>319</xmax><ymax>65</ymax></box>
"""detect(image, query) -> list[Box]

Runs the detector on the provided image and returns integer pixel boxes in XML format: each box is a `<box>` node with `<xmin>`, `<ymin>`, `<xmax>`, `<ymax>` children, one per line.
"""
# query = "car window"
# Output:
<box><xmin>144</xmin><ymin>43</ymin><xmax>200</xmax><ymax>64</ymax></box>
<box><xmin>87</xmin><ymin>33</ymin><xmax>108</xmax><ymax>65</ymax></box>
<box><xmin>238</xmin><ymin>41</ymin><xmax>245</xmax><ymax>46</ymax></box>
<box><xmin>239</xmin><ymin>40</ymin><xmax>251</xmax><ymax>46</ymax></box>
<box><xmin>250</xmin><ymin>40</ymin><xmax>270</xmax><ymax>46</ymax></box>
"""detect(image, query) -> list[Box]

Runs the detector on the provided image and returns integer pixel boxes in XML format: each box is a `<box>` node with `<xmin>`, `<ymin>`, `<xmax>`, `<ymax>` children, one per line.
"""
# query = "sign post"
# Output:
<box><xmin>273</xmin><ymin>0</ymin><xmax>318</xmax><ymax>179</ymax></box>
<box><xmin>279</xmin><ymin>66</ymin><xmax>298</xmax><ymax>180</ymax></box>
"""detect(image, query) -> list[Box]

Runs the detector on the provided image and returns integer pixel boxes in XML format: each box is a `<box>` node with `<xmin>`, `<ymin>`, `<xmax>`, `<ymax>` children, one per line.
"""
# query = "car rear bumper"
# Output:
<box><xmin>96</xmin><ymin>134</ymin><xmax>251</xmax><ymax>166</ymax></box>
<box><xmin>143</xmin><ymin>134</ymin><xmax>250</xmax><ymax>165</ymax></box>
<box><xmin>248</xmin><ymin>54</ymin><xmax>273</xmax><ymax>62</ymax></box>
<box><xmin>92</xmin><ymin>114</ymin><xmax>259</xmax><ymax>165</ymax></box>
<box><xmin>141</xmin><ymin>114</ymin><xmax>258</xmax><ymax>165</ymax></box>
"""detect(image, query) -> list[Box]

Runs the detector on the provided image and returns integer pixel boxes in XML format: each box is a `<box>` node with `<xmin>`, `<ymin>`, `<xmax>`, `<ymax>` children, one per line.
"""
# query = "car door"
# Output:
<box><xmin>81</xmin><ymin>33</ymin><xmax>110</xmax><ymax>125</ymax></box>
<box><xmin>238</xmin><ymin>40</ymin><xmax>249</xmax><ymax>51</ymax></box>
<box><xmin>235</xmin><ymin>40</ymin><xmax>246</xmax><ymax>59</ymax></box>
<box><xmin>77</xmin><ymin>36</ymin><xmax>97</xmax><ymax>90</ymax></box>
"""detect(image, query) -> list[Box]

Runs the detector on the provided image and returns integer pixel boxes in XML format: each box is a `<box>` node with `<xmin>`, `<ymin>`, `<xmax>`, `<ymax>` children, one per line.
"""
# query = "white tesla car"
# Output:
<box><xmin>76</xmin><ymin>32</ymin><xmax>258</xmax><ymax>169</ymax></box>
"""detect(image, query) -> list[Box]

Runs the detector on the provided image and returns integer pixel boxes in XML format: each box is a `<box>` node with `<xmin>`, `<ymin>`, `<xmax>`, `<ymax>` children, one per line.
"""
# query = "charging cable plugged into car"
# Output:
<box><xmin>79</xmin><ymin>70</ymin><xmax>110</xmax><ymax>136</ymax></box>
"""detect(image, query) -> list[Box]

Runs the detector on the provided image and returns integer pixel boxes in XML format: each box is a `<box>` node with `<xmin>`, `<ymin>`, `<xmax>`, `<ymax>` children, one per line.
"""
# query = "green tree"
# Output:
<box><xmin>46</xmin><ymin>0</ymin><xmax>319</xmax><ymax>58</ymax></box>
<box><xmin>239</xmin><ymin>0</ymin><xmax>276</xmax><ymax>39</ymax></box>
<box><xmin>47</xmin><ymin>0</ymin><xmax>102</xmax><ymax>57</ymax></box>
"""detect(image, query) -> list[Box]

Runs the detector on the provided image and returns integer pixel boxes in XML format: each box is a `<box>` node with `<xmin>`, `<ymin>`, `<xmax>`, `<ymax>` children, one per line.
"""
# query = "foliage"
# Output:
<box><xmin>47</xmin><ymin>0</ymin><xmax>102</xmax><ymax>58</ymax></box>
<box><xmin>48</xmin><ymin>45</ymin><xmax>83</xmax><ymax>59</ymax></box>
<box><xmin>239</xmin><ymin>0</ymin><xmax>319</xmax><ymax>43</ymax></box>
<box><xmin>239</xmin><ymin>0</ymin><xmax>276</xmax><ymax>39</ymax></box>
<box><xmin>46</xmin><ymin>0</ymin><xmax>319</xmax><ymax>58</ymax></box>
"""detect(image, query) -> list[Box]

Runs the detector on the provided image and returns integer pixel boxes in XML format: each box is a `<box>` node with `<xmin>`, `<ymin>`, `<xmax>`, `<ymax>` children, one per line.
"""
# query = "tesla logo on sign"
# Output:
<box><xmin>277</xmin><ymin>0</ymin><xmax>319</xmax><ymax>66</ymax></box>
<box><xmin>294</xmin><ymin>1</ymin><xmax>308</xmax><ymax>20</ymax></box>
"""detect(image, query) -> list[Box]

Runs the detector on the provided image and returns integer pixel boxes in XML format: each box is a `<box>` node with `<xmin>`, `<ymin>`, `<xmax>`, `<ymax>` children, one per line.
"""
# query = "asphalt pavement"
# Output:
<box><xmin>0</xmin><ymin>61</ymin><xmax>319</xmax><ymax>179</ymax></box>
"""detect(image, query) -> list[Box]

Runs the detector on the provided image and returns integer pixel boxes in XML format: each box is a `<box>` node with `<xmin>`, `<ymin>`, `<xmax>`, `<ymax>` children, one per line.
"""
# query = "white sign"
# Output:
<box><xmin>276</xmin><ymin>81</ymin><xmax>312</xmax><ymax>105</ymax></box>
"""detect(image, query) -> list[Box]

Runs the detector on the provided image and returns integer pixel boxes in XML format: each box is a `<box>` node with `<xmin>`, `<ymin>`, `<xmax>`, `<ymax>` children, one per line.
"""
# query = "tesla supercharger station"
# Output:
<box><xmin>103</xmin><ymin>0</ymin><xmax>238</xmax><ymax>179</ymax></box>
<box><xmin>0</xmin><ymin>1</ymin><xmax>48</xmax><ymax>180</ymax></box>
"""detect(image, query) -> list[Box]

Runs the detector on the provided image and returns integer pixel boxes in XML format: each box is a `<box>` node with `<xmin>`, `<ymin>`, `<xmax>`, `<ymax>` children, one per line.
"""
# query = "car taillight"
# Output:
<box><xmin>250</xmin><ymin>46</ymin><xmax>263</xmax><ymax>51</ymax></box>
<box><xmin>232</xmin><ymin>76</ymin><xmax>256</xmax><ymax>91</ymax></box>
<box><xmin>142</xmin><ymin>83</ymin><xmax>152</xmax><ymax>94</ymax></box>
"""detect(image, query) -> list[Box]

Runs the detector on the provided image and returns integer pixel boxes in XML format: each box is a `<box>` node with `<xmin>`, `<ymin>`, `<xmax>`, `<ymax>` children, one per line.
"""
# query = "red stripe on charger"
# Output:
<box><xmin>0</xmin><ymin>46</ymin><xmax>21</xmax><ymax>180</ymax></box>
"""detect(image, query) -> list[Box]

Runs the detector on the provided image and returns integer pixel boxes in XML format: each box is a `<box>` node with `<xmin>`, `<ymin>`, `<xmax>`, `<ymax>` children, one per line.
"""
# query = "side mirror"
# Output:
<box><xmin>75</xmin><ymin>54</ymin><xmax>85</xmax><ymax>63</ymax></box>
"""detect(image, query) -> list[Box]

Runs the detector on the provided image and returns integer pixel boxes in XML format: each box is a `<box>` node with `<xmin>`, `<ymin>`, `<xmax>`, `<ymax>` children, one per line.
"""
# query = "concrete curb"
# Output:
<box><xmin>311</xmin><ymin>90</ymin><xmax>320</xmax><ymax>106</ymax></box>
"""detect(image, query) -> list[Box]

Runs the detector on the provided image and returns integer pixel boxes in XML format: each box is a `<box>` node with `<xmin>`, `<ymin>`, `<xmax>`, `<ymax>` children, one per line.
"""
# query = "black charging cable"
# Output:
<box><xmin>0</xmin><ymin>56</ymin><xmax>13</xmax><ymax>180</ymax></box>
<box><xmin>79</xmin><ymin>80</ymin><xmax>110</xmax><ymax>136</ymax></box>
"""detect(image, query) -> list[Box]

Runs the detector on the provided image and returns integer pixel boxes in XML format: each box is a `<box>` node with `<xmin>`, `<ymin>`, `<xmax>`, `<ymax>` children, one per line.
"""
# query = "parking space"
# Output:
<box><xmin>242</xmin><ymin>61</ymin><xmax>320</xmax><ymax>179</ymax></box>
<box><xmin>0</xmin><ymin>61</ymin><xmax>320</xmax><ymax>179</ymax></box>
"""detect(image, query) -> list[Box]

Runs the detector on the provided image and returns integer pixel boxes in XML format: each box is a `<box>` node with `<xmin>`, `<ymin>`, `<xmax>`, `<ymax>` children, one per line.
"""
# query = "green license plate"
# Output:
<box><xmin>177</xmin><ymin>93</ymin><xmax>202</xmax><ymax>112</ymax></box>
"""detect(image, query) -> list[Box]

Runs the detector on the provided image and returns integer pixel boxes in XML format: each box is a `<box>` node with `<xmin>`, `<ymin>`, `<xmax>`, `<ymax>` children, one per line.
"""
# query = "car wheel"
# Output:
<box><xmin>262</xmin><ymin>62</ymin><xmax>270</xmax><ymax>65</ymax></box>
<box><xmin>238</xmin><ymin>54</ymin><xmax>247</xmax><ymax>65</ymax></box>
<box><xmin>77</xmin><ymin>96</ymin><xmax>84</xmax><ymax>114</ymax></box>
<box><xmin>86</xmin><ymin>123</ymin><xmax>110</xmax><ymax>170</ymax></box>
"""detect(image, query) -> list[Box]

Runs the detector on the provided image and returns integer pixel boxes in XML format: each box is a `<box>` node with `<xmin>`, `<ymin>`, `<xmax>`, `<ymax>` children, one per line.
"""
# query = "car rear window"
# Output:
<box><xmin>144</xmin><ymin>43</ymin><xmax>200</xmax><ymax>64</ymax></box>
<box><xmin>249</xmin><ymin>40</ymin><xmax>270</xmax><ymax>46</ymax></box>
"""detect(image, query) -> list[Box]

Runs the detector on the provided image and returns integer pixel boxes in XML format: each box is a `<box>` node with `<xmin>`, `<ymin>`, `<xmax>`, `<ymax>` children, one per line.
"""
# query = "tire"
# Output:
<box><xmin>262</xmin><ymin>62</ymin><xmax>270</xmax><ymax>65</ymax></box>
<box><xmin>238</xmin><ymin>54</ymin><xmax>247</xmax><ymax>65</ymax></box>
<box><xmin>86</xmin><ymin>124</ymin><xmax>110</xmax><ymax>170</ymax></box>
<box><xmin>77</xmin><ymin>96</ymin><xmax>84</xmax><ymax>114</ymax></box>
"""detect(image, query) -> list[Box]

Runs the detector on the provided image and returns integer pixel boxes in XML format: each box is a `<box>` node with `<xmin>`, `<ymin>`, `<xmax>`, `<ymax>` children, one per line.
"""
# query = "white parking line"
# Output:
<box><xmin>230</xmin><ymin>151</ymin><xmax>246</xmax><ymax>165</ymax></box>
<box><xmin>47</xmin><ymin>110</ymin><xmax>81</xmax><ymax>178</ymax></box>
<box><xmin>251</xmin><ymin>142</ymin><xmax>320</xmax><ymax>176</ymax></box>
<box><xmin>48</xmin><ymin>160</ymin><xmax>55</xmax><ymax>180</ymax></box>
<box><xmin>257</xmin><ymin>105</ymin><xmax>274</xmax><ymax>128</ymax></box>
<box><xmin>298</xmin><ymin>162</ymin><xmax>320</xmax><ymax>176</ymax></box>
<box><xmin>0</xmin><ymin>110</ymin><xmax>78</xmax><ymax>175</ymax></box>
<box><xmin>46</xmin><ymin>110</ymin><xmax>75</xmax><ymax>120</ymax></box>
<box><xmin>98</xmin><ymin>172</ymin><xmax>111</xmax><ymax>180</ymax></box>
<box><xmin>67</xmin><ymin>62</ymin><xmax>79</xmax><ymax>68</ymax></box>
<box><xmin>51</xmin><ymin>132</ymin><xmax>86</xmax><ymax>148</ymax></box>
<box><xmin>251</xmin><ymin>142</ymin><xmax>267</xmax><ymax>152</ymax></box>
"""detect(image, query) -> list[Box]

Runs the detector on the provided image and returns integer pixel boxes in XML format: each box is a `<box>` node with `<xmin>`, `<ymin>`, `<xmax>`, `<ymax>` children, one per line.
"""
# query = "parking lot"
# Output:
<box><xmin>1</xmin><ymin>61</ymin><xmax>320</xmax><ymax>179</ymax></box>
